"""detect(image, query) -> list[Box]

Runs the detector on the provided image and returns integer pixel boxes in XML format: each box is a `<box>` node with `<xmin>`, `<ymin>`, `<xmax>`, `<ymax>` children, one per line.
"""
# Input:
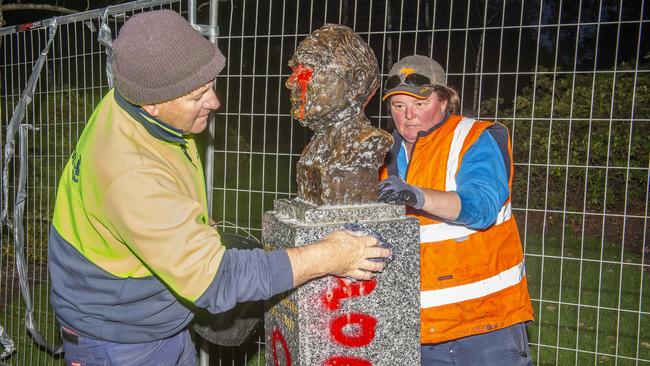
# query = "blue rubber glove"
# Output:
<box><xmin>378</xmin><ymin>176</ymin><xmax>425</xmax><ymax>209</ymax></box>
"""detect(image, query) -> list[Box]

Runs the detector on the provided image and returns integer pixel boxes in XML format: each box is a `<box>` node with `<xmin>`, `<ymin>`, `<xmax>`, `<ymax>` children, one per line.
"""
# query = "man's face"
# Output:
<box><xmin>285</xmin><ymin>58</ymin><xmax>350</xmax><ymax>127</ymax></box>
<box><xmin>389</xmin><ymin>93</ymin><xmax>447</xmax><ymax>146</ymax></box>
<box><xmin>145</xmin><ymin>81</ymin><xmax>220</xmax><ymax>134</ymax></box>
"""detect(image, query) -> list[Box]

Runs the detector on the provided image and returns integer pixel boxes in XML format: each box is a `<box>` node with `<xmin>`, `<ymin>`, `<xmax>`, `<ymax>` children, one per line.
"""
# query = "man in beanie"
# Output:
<box><xmin>49</xmin><ymin>10</ymin><xmax>389</xmax><ymax>365</ymax></box>
<box><xmin>378</xmin><ymin>55</ymin><xmax>533</xmax><ymax>365</ymax></box>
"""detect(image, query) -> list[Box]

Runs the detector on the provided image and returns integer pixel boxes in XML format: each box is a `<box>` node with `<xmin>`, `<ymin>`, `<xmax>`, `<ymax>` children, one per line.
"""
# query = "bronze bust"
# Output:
<box><xmin>286</xmin><ymin>24</ymin><xmax>393</xmax><ymax>205</ymax></box>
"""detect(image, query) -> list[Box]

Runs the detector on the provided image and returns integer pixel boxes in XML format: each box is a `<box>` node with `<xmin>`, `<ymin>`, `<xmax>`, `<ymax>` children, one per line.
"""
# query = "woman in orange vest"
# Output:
<box><xmin>378</xmin><ymin>55</ymin><xmax>534</xmax><ymax>365</ymax></box>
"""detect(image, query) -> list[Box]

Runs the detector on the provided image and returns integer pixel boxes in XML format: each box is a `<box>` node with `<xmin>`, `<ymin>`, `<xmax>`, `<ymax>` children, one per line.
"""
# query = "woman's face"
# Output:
<box><xmin>389</xmin><ymin>93</ymin><xmax>448</xmax><ymax>146</ymax></box>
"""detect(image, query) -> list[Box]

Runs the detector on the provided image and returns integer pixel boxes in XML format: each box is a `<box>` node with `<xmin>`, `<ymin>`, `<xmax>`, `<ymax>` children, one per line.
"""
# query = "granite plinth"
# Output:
<box><xmin>272</xmin><ymin>198</ymin><xmax>406</xmax><ymax>224</ymax></box>
<box><xmin>263</xmin><ymin>199</ymin><xmax>420</xmax><ymax>366</ymax></box>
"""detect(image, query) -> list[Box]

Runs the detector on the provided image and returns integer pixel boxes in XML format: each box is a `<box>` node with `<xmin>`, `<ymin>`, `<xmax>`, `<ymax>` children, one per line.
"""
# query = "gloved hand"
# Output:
<box><xmin>378</xmin><ymin>176</ymin><xmax>425</xmax><ymax>209</ymax></box>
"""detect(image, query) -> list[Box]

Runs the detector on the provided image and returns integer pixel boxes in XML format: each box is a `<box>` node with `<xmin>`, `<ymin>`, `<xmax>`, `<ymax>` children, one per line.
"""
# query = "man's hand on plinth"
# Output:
<box><xmin>286</xmin><ymin>231</ymin><xmax>391</xmax><ymax>286</ymax></box>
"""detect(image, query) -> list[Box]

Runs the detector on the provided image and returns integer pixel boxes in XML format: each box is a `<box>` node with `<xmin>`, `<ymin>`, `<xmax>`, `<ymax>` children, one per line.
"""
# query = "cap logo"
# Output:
<box><xmin>399</xmin><ymin>67</ymin><xmax>416</xmax><ymax>76</ymax></box>
<box><xmin>419</xmin><ymin>86</ymin><xmax>431</xmax><ymax>94</ymax></box>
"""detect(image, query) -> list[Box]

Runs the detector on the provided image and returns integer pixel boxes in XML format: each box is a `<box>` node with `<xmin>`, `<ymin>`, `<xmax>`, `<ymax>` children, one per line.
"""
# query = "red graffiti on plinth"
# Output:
<box><xmin>272</xmin><ymin>328</ymin><xmax>291</xmax><ymax>366</ymax></box>
<box><xmin>330</xmin><ymin>313</ymin><xmax>377</xmax><ymax>347</ymax></box>
<box><xmin>272</xmin><ymin>277</ymin><xmax>379</xmax><ymax>365</ymax></box>
<box><xmin>322</xmin><ymin>277</ymin><xmax>378</xmax><ymax>365</ymax></box>
<box><xmin>324</xmin><ymin>356</ymin><xmax>372</xmax><ymax>366</ymax></box>
<box><xmin>322</xmin><ymin>278</ymin><xmax>378</xmax><ymax>312</ymax></box>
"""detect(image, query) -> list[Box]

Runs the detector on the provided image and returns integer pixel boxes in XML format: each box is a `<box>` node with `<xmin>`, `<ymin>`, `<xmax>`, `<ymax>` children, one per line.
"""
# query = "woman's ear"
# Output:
<box><xmin>440</xmin><ymin>99</ymin><xmax>449</xmax><ymax>115</ymax></box>
<box><xmin>440</xmin><ymin>98</ymin><xmax>449</xmax><ymax>114</ymax></box>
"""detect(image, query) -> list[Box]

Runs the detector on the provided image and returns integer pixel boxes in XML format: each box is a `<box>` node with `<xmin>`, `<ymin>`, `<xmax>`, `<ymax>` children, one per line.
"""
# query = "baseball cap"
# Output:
<box><xmin>382</xmin><ymin>55</ymin><xmax>447</xmax><ymax>101</ymax></box>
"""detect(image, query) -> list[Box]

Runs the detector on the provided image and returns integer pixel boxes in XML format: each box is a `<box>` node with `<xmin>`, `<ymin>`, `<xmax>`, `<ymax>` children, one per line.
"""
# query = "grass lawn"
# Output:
<box><xmin>205</xmin><ymin>225</ymin><xmax>650</xmax><ymax>366</ymax></box>
<box><xmin>0</xmin><ymin>279</ymin><xmax>63</xmax><ymax>366</ymax></box>
<box><xmin>209</xmin><ymin>153</ymin><xmax>650</xmax><ymax>364</ymax></box>
<box><xmin>3</xmin><ymin>232</ymin><xmax>647</xmax><ymax>366</ymax></box>
<box><xmin>524</xmin><ymin>229</ymin><xmax>650</xmax><ymax>365</ymax></box>
<box><xmin>1</xmin><ymin>152</ymin><xmax>646</xmax><ymax>365</ymax></box>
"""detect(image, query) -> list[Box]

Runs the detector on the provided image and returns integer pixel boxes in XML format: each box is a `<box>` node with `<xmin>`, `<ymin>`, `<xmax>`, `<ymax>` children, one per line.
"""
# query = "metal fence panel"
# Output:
<box><xmin>0</xmin><ymin>1</ymin><xmax>189</xmax><ymax>365</ymax></box>
<box><xmin>209</xmin><ymin>1</ymin><xmax>649</xmax><ymax>365</ymax></box>
<box><xmin>1</xmin><ymin>1</ymin><xmax>648</xmax><ymax>365</ymax></box>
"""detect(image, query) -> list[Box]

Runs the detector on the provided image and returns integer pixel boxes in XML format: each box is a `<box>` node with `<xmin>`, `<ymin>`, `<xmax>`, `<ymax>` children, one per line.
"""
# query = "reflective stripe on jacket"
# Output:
<box><xmin>380</xmin><ymin>114</ymin><xmax>533</xmax><ymax>344</ymax></box>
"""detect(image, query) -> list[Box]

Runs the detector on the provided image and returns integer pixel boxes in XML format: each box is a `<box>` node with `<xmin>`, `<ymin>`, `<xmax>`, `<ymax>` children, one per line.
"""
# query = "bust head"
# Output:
<box><xmin>285</xmin><ymin>24</ymin><xmax>379</xmax><ymax>130</ymax></box>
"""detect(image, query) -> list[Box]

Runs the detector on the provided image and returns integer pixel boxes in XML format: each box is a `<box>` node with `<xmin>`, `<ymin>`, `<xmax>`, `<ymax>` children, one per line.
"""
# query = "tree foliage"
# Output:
<box><xmin>481</xmin><ymin>54</ymin><xmax>649</xmax><ymax>227</ymax></box>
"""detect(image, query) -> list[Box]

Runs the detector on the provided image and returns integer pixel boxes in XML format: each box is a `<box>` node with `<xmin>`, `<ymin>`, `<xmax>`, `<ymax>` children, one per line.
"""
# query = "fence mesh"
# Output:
<box><xmin>1</xmin><ymin>0</ymin><xmax>648</xmax><ymax>365</ymax></box>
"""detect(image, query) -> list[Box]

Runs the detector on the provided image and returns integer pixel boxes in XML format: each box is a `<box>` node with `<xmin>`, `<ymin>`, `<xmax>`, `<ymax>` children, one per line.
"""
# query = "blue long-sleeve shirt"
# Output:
<box><xmin>395</xmin><ymin>121</ymin><xmax>510</xmax><ymax>230</ymax></box>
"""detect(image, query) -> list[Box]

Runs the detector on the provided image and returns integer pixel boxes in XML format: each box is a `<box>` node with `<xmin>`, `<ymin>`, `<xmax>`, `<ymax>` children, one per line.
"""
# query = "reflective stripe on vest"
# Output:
<box><xmin>420</xmin><ymin>202</ymin><xmax>512</xmax><ymax>242</ymax></box>
<box><xmin>420</xmin><ymin>260</ymin><xmax>525</xmax><ymax>308</ymax></box>
<box><xmin>421</xmin><ymin>117</ymin><xmax>512</xmax><ymax>242</ymax></box>
<box><xmin>445</xmin><ymin>117</ymin><xmax>475</xmax><ymax>191</ymax></box>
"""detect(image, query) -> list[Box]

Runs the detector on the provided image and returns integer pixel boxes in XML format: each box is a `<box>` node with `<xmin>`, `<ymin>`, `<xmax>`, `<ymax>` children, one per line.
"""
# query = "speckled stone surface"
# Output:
<box><xmin>263</xmin><ymin>199</ymin><xmax>420</xmax><ymax>366</ymax></box>
<box><xmin>273</xmin><ymin>198</ymin><xmax>406</xmax><ymax>224</ymax></box>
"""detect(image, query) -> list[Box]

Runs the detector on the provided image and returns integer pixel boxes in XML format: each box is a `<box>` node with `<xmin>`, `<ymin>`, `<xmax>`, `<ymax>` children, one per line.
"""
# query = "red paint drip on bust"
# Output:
<box><xmin>295</xmin><ymin>65</ymin><xmax>313</xmax><ymax>120</ymax></box>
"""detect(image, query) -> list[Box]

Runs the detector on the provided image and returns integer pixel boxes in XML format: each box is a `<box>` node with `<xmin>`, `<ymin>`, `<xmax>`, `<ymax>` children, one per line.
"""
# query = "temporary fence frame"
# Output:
<box><xmin>0</xmin><ymin>0</ymin><xmax>648</xmax><ymax>365</ymax></box>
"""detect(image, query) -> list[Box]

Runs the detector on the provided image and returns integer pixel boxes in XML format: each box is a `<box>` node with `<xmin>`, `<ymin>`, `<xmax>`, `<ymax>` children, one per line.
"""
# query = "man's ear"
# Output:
<box><xmin>349</xmin><ymin>68</ymin><xmax>370</xmax><ymax>102</ymax></box>
<box><xmin>141</xmin><ymin>104</ymin><xmax>160</xmax><ymax>117</ymax></box>
<box><xmin>350</xmin><ymin>68</ymin><xmax>369</xmax><ymax>88</ymax></box>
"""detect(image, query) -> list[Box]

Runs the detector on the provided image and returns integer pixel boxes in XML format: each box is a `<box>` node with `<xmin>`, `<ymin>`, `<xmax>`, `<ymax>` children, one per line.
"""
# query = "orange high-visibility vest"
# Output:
<box><xmin>380</xmin><ymin>115</ymin><xmax>533</xmax><ymax>344</ymax></box>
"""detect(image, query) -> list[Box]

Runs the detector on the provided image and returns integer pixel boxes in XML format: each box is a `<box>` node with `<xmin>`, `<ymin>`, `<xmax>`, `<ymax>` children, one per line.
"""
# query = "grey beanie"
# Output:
<box><xmin>112</xmin><ymin>9</ymin><xmax>226</xmax><ymax>105</ymax></box>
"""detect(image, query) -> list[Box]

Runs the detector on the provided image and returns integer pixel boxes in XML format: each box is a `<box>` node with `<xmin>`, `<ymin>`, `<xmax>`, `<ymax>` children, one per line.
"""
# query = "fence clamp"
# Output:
<box><xmin>192</xmin><ymin>24</ymin><xmax>218</xmax><ymax>38</ymax></box>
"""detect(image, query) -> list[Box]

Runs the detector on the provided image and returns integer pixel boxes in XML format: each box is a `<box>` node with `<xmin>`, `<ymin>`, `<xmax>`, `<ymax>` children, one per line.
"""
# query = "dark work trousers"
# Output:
<box><xmin>421</xmin><ymin>322</ymin><xmax>533</xmax><ymax>366</ymax></box>
<box><xmin>60</xmin><ymin>326</ymin><xmax>196</xmax><ymax>366</ymax></box>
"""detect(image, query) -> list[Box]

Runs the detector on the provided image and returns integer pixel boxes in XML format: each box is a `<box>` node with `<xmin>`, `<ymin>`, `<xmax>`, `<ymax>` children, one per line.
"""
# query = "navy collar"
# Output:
<box><xmin>385</xmin><ymin>112</ymin><xmax>451</xmax><ymax>177</ymax></box>
<box><xmin>415</xmin><ymin>112</ymin><xmax>451</xmax><ymax>139</ymax></box>
<box><xmin>114</xmin><ymin>91</ymin><xmax>187</xmax><ymax>145</ymax></box>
